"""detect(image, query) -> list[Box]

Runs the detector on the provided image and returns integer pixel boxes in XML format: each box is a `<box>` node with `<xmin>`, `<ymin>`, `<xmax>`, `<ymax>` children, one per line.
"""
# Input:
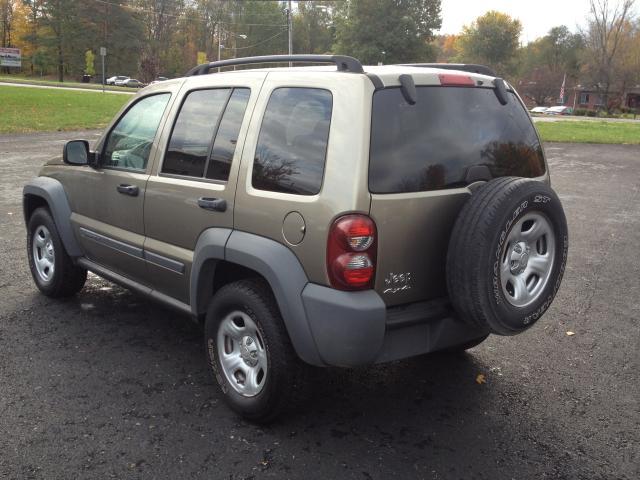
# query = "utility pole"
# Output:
<box><xmin>287</xmin><ymin>0</ymin><xmax>293</xmax><ymax>66</ymax></box>
<box><xmin>102</xmin><ymin>1</ymin><xmax>107</xmax><ymax>92</ymax></box>
<box><xmin>217</xmin><ymin>24</ymin><xmax>222</xmax><ymax>72</ymax></box>
<box><xmin>100</xmin><ymin>47</ymin><xmax>106</xmax><ymax>93</ymax></box>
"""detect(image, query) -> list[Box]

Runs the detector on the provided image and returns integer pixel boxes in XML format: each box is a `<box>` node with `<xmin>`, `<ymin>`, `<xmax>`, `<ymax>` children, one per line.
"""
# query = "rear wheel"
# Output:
<box><xmin>27</xmin><ymin>207</ymin><xmax>87</xmax><ymax>297</ymax></box>
<box><xmin>447</xmin><ymin>178</ymin><xmax>569</xmax><ymax>335</ymax></box>
<box><xmin>204</xmin><ymin>279</ymin><xmax>309</xmax><ymax>422</ymax></box>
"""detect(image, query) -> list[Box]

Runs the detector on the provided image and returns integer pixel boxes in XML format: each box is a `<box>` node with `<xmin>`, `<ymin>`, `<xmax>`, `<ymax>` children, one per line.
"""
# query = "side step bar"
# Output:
<box><xmin>76</xmin><ymin>258</ymin><xmax>193</xmax><ymax>317</ymax></box>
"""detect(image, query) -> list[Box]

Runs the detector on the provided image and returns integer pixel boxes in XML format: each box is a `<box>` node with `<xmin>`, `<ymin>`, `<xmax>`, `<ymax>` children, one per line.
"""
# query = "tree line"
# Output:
<box><xmin>0</xmin><ymin>0</ymin><xmax>441</xmax><ymax>81</ymax></box>
<box><xmin>434</xmin><ymin>1</ymin><xmax>639</xmax><ymax>111</ymax></box>
<box><xmin>0</xmin><ymin>0</ymin><xmax>638</xmax><ymax>112</ymax></box>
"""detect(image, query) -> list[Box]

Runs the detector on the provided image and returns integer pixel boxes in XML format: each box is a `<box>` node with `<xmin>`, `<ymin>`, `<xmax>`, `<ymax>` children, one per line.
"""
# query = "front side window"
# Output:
<box><xmin>103</xmin><ymin>93</ymin><xmax>170</xmax><ymax>170</ymax></box>
<box><xmin>252</xmin><ymin>88</ymin><xmax>332</xmax><ymax>195</ymax></box>
<box><xmin>162</xmin><ymin>87</ymin><xmax>250</xmax><ymax>181</ymax></box>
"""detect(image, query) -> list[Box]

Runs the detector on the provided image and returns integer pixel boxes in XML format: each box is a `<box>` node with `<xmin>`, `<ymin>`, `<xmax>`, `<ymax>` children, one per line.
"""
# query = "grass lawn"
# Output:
<box><xmin>0</xmin><ymin>85</ymin><xmax>129</xmax><ymax>133</ymax></box>
<box><xmin>536</xmin><ymin>121</ymin><xmax>640</xmax><ymax>144</ymax></box>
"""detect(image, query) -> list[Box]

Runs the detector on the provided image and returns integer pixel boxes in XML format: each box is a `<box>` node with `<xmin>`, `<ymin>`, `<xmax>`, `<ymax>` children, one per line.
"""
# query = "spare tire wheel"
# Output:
<box><xmin>446</xmin><ymin>177</ymin><xmax>569</xmax><ymax>335</ymax></box>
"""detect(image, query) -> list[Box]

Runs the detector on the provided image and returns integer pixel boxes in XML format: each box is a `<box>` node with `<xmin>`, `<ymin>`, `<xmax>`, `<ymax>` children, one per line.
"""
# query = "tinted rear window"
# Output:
<box><xmin>252</xmin><ymin>88</ymin><xmax>332</xmax><ymax>195</ymax></box>
<box><xmin>206</xmin><ymin>88</ymin><xmax>251</xmax><ymax>181</ymax></box>
<box><xmin>163</xmin><ymin>89</ymin><xmax>230</xmax><ymax>178</ymax></box>
<box><xmin>369</xmin><ymin>87</ymin><xmax>545</xmax><ymax>194</ymax></box>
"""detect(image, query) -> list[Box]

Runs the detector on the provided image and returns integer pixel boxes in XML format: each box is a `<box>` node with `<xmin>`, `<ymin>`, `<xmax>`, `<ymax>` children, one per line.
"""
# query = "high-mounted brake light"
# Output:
<box><xmin>327</xmin><ymin>215</ymin><xmax>377</xmax><ymax>290</ymax></box>
<box><xmin>438</xmin><ymin>73</ymin><xmax>475</xmax><ymax>87</ymax></box>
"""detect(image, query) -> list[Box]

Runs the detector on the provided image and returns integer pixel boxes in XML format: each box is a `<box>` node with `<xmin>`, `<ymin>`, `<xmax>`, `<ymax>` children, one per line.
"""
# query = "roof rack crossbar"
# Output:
<box><xmin>400</xmin><ymin>63</ymin><xmax>496</xmax><ymax>77</ymax></box>
<box><xmin>185</xmin><ymin>54</ymin><xmax>364</xmax><ymax>76</ymax></box>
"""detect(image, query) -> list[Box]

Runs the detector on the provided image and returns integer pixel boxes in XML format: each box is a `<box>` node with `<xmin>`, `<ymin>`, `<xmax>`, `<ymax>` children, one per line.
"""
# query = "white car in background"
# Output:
<box><xmin>114</xmin><ymin>76</ymin><xmax>131</xmax><ymax>86</ymax></box>
<box><xmin>544</xmin><ymin>106</ymin><xmax>573</xmax><ymax>115</ymax></box>
<box><xmin>530</xmin><ymin>106</ymin><xmax>548</xmax><ymax>114</ymax></box>
<box><xmin>106</xmin><ymin>75</ymin><xmax>129</xmax><ymax>86</ymax></box>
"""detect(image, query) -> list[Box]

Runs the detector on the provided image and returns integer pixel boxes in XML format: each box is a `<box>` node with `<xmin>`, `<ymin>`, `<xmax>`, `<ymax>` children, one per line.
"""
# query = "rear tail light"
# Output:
<box><xmin>327</xmin><ymin>214</ymin><xmax>377</xmax><ymax>290</ymax></box>
<box><xmin>438</xmin><ymin>73</ymin><xmax>475</xmax><ymax>86</ymax></box>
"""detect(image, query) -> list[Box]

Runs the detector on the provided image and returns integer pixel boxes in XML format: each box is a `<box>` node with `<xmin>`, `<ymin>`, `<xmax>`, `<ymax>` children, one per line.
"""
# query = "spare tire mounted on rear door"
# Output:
<box><xmin>446</xmin><ymin>177</ymin><xmax>569</xmax><ymax>335</ymax></box>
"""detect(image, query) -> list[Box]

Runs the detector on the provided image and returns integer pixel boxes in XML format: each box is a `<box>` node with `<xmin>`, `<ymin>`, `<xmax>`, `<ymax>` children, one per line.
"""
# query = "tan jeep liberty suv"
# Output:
<box><xmin>23</xmin><ymin>55</ymin><xmax>569</xmax><ymax>422</ymax></box>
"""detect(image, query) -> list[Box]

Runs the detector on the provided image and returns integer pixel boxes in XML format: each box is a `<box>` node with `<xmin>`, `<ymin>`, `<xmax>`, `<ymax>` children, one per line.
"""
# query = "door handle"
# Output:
<box><xmin>117</xmin><ymin>184</ymin><xmax>139</xmax><ymax>196</ymax></box>
<box><xmin>198</xmin><ymin>197</ymin><xmax>227</xmax><ymax>212</ymax></box>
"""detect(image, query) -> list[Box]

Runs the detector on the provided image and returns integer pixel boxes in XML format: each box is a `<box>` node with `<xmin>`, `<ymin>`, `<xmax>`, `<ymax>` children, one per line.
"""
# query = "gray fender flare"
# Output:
<box><xmin>191</xmin><ymin>228</ymin><xmax>322</xmax><ymax>366</ymax></box>
<box><xmin>190</xmin><ymin>227</ymin><xmax>233</xmax><ymax>316</ymax></box>
<box><xmin>225</xmin><ymin>231</ymin><xmax>322</xmax><ymax>365</ymax></box>
<box><xmin>23</xmin><ymin>177</ymin><xmax>83</xmax><ymax>257</ymax></box>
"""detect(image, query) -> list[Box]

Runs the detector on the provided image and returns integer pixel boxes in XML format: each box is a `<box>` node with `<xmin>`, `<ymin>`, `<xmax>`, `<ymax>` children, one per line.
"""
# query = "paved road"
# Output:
<box><xmin>0</xmin><ymin>81</ymin><xmax>135</xmax><ymax>95</ymax></box>
<box><xmin>1</xmin><ymin>132</ymin><xmax>638</xmax><ymax>479</ymax></box>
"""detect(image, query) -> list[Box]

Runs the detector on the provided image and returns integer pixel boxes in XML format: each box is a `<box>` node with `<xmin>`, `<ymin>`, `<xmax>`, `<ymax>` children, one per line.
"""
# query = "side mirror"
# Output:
<box><xmin>63</xmin><ymin>140</ymin><xmax>91</xmax><ymax>166</ymax></box>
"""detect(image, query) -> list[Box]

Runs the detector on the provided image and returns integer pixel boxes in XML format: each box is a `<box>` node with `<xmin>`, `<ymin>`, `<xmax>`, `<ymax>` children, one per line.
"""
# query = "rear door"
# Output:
<box><xmin>369</xmin><ymin>84</ymin><xmax>547</xmax><ymax>306</ymax></box>
<box><xmin>143</xmin><ymin>73</ymin><xmax>266</xmax><ymax>304</ymax></box>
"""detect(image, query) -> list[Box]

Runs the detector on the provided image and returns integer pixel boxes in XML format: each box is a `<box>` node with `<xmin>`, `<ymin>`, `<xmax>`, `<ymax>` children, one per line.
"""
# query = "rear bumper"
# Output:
<box><xmin>301</xmin><ymin>283</ymin><xmax>488</xmax><ymax>367</ymax></box>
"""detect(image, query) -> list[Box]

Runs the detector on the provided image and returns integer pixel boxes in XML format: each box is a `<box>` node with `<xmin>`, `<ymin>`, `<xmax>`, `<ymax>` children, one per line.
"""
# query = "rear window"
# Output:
<box><xmin>162</xmin><ymin>87</ymin><xmax>250</xmax><ymax>181</ymax></box>
<box><xmin>369</xmin><ymin>87</ymin><xmax>545</xmax><ymax>194</ymax></box>
<box><xmin>252</xmin><ymin>88</ymin><xmax>332</xmax><ymax>195</ymax></box>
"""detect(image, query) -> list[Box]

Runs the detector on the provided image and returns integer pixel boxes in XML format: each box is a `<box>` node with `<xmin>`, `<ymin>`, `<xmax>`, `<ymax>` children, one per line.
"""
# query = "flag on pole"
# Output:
<box><xmin>559</xmin><ymin>74</ymin><xmax>566</xmax><ymax>104</ymax></box>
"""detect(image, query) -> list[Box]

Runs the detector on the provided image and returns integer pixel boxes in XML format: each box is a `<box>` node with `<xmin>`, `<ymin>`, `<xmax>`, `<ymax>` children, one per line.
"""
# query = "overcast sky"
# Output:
<box><xmin>438</xmin><ymin>0</ymin><xmax>598</xmax><ymax>43</ymax></box>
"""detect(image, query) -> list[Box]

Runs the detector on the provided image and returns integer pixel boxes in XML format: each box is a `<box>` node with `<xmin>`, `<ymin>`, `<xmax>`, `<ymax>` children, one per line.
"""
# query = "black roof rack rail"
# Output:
<box><xmin>400</xmin><ymin>63</ymin><xmax>496</xmax><ymax>77</ymax></box>
<box><xmin>185</xmin><ymin>54</ymin><xmax>364</xmax><ymax>76</ymax></box>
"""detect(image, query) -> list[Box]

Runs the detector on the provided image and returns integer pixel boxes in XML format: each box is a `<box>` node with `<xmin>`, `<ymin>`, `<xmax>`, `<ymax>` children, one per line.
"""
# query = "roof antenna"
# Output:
<box><xmin>398</xmin><ymin>74</ymin><xmax>417</xmax><ymax>105</ymax></box>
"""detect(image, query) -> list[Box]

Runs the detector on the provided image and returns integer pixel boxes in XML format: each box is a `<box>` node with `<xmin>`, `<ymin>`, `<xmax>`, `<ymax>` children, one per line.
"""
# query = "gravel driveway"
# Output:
<box><xmin>1</xmin><ymin>131</ymin><xmax>638</xmax><ymax>479</ymax></box>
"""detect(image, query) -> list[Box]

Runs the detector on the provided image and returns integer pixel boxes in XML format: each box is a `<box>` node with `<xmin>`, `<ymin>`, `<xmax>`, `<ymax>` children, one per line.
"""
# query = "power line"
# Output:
<box><xmin>231</xmin><ymin>29</ymin><xmax>287</xmax><ymax>50</ymax></box>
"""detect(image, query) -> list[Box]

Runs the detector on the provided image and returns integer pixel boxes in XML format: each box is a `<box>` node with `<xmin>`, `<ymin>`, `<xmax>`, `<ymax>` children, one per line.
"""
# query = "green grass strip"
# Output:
<box><xmin>0</xmin><ymin>85</ymin><xmax>129</xmax><ymax>133</ymax></box>
<box><xmin>536</xmin><ymin>121</ymin><xmax>640</xmax><ymax>145</ymax></box>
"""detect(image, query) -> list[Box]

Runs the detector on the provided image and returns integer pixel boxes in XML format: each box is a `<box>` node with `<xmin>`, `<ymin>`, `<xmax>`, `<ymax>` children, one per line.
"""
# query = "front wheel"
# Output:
<box><xmin>204</xmin><ymin>279</ymin><xmax>309</xmax><ymax>422</ymax></box>
<box><xmin>27</xmin><ymin>207</ymin><xmax>87</xmax><ymax>297</ymax></box>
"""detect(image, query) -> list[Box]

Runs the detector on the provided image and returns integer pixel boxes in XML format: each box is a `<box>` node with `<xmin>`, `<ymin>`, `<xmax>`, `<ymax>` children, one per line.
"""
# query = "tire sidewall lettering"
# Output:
<box><xmin>448</xmin><ymin>179</ymin><xmax>568</xmax><ymax>336</ymax></box>
<box><xmin>207</xmin><ymin>337</ymin><xmax>228</xmax><ymax>394</ymax></box>
<box><xmin>491</xmin><ymin>190</ymin><xmax>567</xmax><ymax>329</ymax></box>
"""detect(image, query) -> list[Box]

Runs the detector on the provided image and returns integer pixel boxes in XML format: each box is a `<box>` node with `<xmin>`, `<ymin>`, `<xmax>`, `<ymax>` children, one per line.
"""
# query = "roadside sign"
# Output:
<box><xmin>0</xmin><ymin>47</ymin><xmax>21</xmax><ymax>68</ymax></box>
<box><xmin>100</xmin><ymin>47</ymin><xmax>106</xmax><ymax>56</ymax></box>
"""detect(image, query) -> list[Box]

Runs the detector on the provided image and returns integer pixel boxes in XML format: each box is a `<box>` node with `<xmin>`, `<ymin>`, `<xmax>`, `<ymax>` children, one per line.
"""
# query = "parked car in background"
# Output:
<box><xmin>544</xmin><ymin>106</ymin><xmax>573</xmax><ymax>115</ymax></box>
<box><xmin>114</xmin><ymin>76</ymin><xmax>131</xmax><ymax>86</ymax></box>
<box><xmin>123</xmin><ymin>78</ymin><xmax>144</xmax><ymax>88</ymax></box>
<box><xmin>106</xmin><ymin>75</ymin><xmax>129</xmax><ymax>86</ymax></box>
<box><xmin>530</xmin><ymin>106</ymin><xmax>548</xmax><ymax>114</ymax></box>
<box><xmin>150</xmin><ymin>76</ymin><xmax>169</xmax><ymax>85</ymax></box>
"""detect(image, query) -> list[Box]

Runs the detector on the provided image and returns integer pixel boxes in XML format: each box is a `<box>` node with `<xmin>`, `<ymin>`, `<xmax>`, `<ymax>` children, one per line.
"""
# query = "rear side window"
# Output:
<box><xmin>206</xmin><ymin>89</ymin><xmax>251</xmax><ymax>181</ymax></box>
<box><xmin>162</xmin><ymin>88</ymin><xmax>249</xmax><ymax>180</ymax></box>
<box><xmin>252</xmin><ymin>88</ymin><xmax>332</xmax><ymax>195</ymax></box>
<box><xmin>369</xmin><ymin>87</ymin><xmax>545</xmax><ymax>194</ymax></box>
